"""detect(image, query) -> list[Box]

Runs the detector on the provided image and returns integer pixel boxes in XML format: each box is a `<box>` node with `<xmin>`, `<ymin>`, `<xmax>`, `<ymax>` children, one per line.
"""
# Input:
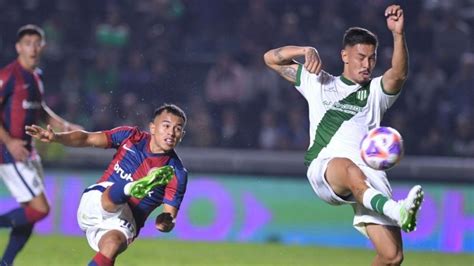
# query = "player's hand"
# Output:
<box><xmin>5</xmin><ymin>138</ymin><xmax>29</xmax><ymax>162</ymax></box>
<box><xmin>155</xmin><ymin>212</ymin><xmax>175</xmax><ymax>233</ymax></box>
<box><xmin>385</xmin><ymin>5</ymin><xmax>404</xmax><ymax>34</ymax></box>
<box><xmin>25</xmin><ymin>124</ymin><xmax>56</xmax><ymax>143</ymax></box>
<box><xmin>304</xmin><ymin>47</ymin><xmax>322</xmax><ymax>74</ymax></box>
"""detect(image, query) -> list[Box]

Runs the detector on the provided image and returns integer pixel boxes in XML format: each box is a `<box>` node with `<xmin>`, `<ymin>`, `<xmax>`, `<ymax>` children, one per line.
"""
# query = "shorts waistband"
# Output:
<box><xmin>83</xmin><ymin>184</ymin><xmax>107</xmax><ymax>194</ymax></box>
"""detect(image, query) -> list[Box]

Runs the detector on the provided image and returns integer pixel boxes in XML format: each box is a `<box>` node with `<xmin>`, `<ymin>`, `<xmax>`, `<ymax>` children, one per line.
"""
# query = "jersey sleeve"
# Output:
<box><xmin>371</xmin><ymin>76</ymin><xmax>401</xmax><ymax>113</ymax></box>
<box><xmin>295</xmin><ymin>64</ymin><xmax>332</xmax><ymax>103</ymax></box>
<box><xmin>162</xmin><ymin>167</ymin><xmax>188</xmax><ymax>209</ymax></box>
<box><xmin>103</xmin><ymin>126</ymin><xmax>138</xmax><ymax>148</ymax></box>
<box><xmin>294</xmin><ymin>64</ymin><xmax>313</xmax><ymax>98</ymax></box>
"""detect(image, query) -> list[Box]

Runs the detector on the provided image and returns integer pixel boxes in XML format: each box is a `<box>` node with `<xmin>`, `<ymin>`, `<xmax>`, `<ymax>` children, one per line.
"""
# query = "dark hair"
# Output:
<box><xmin>342</xmin><ymin>27</ymin><xmax>378</xmax><ymax>48</ymax></box>
<box><xmin>17</xmin><ymin>24</ymin><xmax>45</xmax><ymax>43</ymax></box>
<box><xmin>153</xmin><ymin>104</ymin><xmax>187</xmax><ymax>125</ymax></box>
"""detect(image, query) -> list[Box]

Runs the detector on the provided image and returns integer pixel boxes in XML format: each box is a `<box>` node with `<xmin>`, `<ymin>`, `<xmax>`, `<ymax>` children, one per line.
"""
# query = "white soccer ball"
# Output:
<box><xmin>360</xmin><ymin>127</ymin><xmax>404</xmax><ymax>170</ymax></box>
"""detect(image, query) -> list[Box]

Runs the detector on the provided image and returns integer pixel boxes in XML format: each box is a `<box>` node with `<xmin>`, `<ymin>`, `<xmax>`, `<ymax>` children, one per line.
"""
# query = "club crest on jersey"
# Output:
<box><xmin>356</xmin><ymin>89</ymin><xmax>368</xmax><ymax>101</ymax></box>
<box><xmin>114</xmin><ymin>162</ymin><xmax>133</xmax><ymax>181</ymax></box>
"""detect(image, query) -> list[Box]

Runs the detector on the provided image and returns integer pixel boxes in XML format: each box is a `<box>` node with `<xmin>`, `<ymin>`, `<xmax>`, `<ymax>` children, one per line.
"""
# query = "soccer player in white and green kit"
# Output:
<box><xmin>264</xmin><ymin>5</ymin><xmax>423</xmax><ymax>266</ymax></box>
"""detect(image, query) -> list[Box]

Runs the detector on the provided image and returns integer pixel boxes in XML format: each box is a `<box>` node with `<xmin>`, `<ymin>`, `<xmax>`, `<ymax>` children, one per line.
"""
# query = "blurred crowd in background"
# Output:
<box><xmin>0</xmin><ymin>0</ymin><xmax>473</xmax><ymax>156</ymax></box>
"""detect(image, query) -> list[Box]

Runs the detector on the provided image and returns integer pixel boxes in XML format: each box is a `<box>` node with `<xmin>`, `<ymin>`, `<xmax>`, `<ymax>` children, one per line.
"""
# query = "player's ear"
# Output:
<box><xmin>149</xmin><ymin>122</ymin><xmax>156</xmax><ymax>134</ymax></box>
<box><xmin>341</xmin><ymin>49</ymin><xmax>348</xmax><ymax>64</ymax></box>
<box><xmin>15</xmin><ymin>42</ymin><xmax>21</xmax><ymax>54</ymax></box>
<box><xmin>179</xmin><ymin>130</ymin><xmax>186</xmax><ymax>142</ymax></box>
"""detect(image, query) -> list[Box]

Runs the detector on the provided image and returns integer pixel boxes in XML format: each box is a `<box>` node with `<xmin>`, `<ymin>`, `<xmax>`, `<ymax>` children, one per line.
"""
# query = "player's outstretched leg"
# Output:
<box><xmin>397</xmin><ymin>185</ymin><xmax>424</xmax><ymax>232</ymax></box>
<box><xmin>129</xmin><ymin>165</ymin><xmax>174</xmax><ymax>199</ymax></box>
<box><xmin>1</xmin><ymin>224</ymin><xmax>34</xmax><ymax>265</ymax></box>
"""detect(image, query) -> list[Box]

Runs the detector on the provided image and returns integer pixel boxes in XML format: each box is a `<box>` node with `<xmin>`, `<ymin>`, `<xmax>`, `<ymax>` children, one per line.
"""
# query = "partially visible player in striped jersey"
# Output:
<box><xmin>26</xmin><ymin>104</ymin><xmax>188</xmax><ymax>265</ymax></box>
<box><xmin>26</xmin><ymin>104</ymin><xmax>188</xmax><ymax>266</ymax></box>
<box><xmin>0</xmin><ymin>24</ymin><xmax>82</xmax><ymax>265</ymax></box>
<box><xmin>264</xmin><ymin>5</ymin><xmax>423</xmax><ymax>266</ymax></box>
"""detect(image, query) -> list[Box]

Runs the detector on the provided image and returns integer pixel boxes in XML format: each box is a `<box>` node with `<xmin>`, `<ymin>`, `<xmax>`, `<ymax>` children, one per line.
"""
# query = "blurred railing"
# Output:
<box><xmin>42</xmin><ymin>147</ymin><xmax>474</xmax><ymax>183</ymax></box>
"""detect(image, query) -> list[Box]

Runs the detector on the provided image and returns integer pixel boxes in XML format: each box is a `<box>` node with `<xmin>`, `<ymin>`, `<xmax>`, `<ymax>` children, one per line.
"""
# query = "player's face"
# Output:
<box><xmin>149</xmin><ymin>111</ymin><xmax>185</xmax><ymax>153</ymax></box>
<box><xmin>16</xmin><ymin>34</ymin><xmax>44</xmax><ymax>70</ymax></box>
<box><xmin>341</xmin><ymin>44</ymin><xmax>377</xmax><ymax>84</ymax></box>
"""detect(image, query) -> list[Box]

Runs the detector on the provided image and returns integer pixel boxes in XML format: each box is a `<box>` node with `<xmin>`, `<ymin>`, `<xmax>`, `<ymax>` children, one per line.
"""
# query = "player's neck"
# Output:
<box><xmin>149</xmin><ymin>142</ymin><xmax>171</xmax><ymax>154</ymax></box>
<box><xmin>17</xmin><ymin>57</ymin><xmax>36</xmax><ymax>72</ymax></box>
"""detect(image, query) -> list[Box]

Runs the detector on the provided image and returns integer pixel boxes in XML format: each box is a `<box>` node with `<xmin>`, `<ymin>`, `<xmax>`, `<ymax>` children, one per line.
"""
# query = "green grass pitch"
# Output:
<box><xmin>0</xmin><ymin>234</ymin><xmax>472</xmax><ymax>265</ymax></box>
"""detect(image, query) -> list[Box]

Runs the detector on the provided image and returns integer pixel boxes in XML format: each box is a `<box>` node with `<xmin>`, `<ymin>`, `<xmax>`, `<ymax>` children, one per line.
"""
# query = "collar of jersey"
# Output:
<box><xmin>339</xmin><ymin>75</ymin><xmax>356</xmax><ymax>86</ymax></box>
<box><xmin>339</xmin><ymin>75</ymin><xmax>371</xmax><ymax>87</ymax></box>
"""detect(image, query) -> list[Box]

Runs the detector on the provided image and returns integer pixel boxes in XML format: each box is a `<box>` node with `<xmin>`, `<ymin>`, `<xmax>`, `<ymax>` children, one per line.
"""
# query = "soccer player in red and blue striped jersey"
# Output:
<box><xmin>26</xmin><ymin>104</ymin><xmax>188</xmax><ymax>266</ymax></box>
<box><xmin>0</xmin><ymin>24</ymin><xmax>82</xmax><ymax>265</ymax></box>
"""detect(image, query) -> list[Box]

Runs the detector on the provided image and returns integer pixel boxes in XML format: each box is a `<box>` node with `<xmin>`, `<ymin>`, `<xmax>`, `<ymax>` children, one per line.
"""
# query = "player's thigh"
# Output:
<box><xmin>366</xmin><ymin>223</ymin><xmax>403</xmax><ymax>259</ymax></box>
<box><xmin>325</xmin><ymin>157</ymin><xmax>367</xmax><ymax>196</ymax></box>
<box><xmin>0</xmin><ymin>160</ymin><xmax>45</xmax><ymax>203</ymax></box>
<box><xmin>78</xmin><ymin>184</ymin><xmax>137</xmax><ymax>252</ymax></box>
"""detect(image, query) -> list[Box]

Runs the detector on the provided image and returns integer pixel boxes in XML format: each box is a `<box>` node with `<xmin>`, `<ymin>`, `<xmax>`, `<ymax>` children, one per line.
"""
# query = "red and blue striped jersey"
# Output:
<box><xmin>0</xmin><ymin>60</ymin><xmax>44</xmax><ymax>163</ymax></box>
<box><xmin>100</xmin><ymin>126</ymin><xmax>188</xmax><ymax>232</ymax></box>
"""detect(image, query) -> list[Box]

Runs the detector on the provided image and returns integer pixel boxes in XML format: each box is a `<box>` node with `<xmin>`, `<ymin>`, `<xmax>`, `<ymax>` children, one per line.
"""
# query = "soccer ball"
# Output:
<box><xmin>360</xmin><ymin>127</ymin><xmax>404</xmax><ymax>170</ymax></box>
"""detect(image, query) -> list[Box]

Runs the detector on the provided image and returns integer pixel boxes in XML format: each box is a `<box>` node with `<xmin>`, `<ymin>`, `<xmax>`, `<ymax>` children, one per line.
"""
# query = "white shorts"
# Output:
<box><xmin>77</xmin><ymin>182</ymin><xmax>137</xmax><ymax>252</ymax></box>
<box><xmin>307</xmin><ymin>156</ymin><xmax>397</xmax><ymax>237</ymax></box>
<box><xmin>0</xmin><ymin>158</ymin><xmax>45</xmax><ymax>203</ymax></box>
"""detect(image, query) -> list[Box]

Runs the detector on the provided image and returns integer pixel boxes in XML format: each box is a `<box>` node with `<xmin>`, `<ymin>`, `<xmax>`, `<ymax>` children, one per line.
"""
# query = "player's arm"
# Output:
<box><xmin>25</xmin><ymin>124</ymin><xmax>108</xmax><ymax>148</ymax></box>
<box><xmin>382</xmin><ymin>5</ymin><xmax>409</xmax><ymax>95</ymax></box>
<box><xmin>0</xmin><ymin>122</ymin><xmax>29</xmax><ymax>161</ymax></box>
<box><xmin>42</xmin><ymin>102</ymin><xmax>83</xmax><ymax>131</ymax></box>
<box><xmin>263</xmin><ymin>45</ymin><xmax>321</xmax><ymax>83</ymax></box>
<box><xmin>155</xmin><ymin>204</ymin><xmax>178</xmax><ymax>233</ymax></box>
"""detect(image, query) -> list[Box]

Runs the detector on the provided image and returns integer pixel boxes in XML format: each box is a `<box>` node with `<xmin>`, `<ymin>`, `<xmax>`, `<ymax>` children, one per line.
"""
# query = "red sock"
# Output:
<box><xmin>24</xmin><ymin>206</ymin><xmax>48</xmax><ymax>223</ymax></box>
<box><xmin>89</xmin><ymin>252</ymin><xmax>114</xmax><ymax>266</ymax></box>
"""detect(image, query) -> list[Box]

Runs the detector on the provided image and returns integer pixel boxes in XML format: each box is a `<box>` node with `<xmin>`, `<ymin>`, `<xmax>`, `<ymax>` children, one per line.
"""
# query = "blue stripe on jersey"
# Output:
<box><xmin>163</xmin><ymin>157</ymin><xmax>187</xmax><ymax>208</ymax></box>
<box><xmin>2</xmin><ymin>77</ymin><xmax>15</xmax><ymax>132</ymax></box>
<box><xmin>108</xmin><ymin>126</ymin><xmax>136</xmax><ymax>148</ymax></box>
<box><xmin>12</xmin><ymin>163</ymin><xmax>35</xmax><ymax>198</ymax></box>
<box><xmin>23</xmin><ymin>70</ymin><xmax>41</xmax><ymax>129</ymax></box>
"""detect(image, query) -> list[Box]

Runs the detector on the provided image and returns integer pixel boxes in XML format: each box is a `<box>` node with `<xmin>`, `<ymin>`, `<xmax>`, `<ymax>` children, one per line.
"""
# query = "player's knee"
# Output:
<box><xmin>98</xmin><ymin>232</ymin><xmax>127</xmax><ymax>258</ymax></box>
<box><xmin>25</xmin><ymin>206</ymin><xmax>49</xmax><ymax>224</ymax></box>
<box><xmin>379</xmin><ymin>249</ymin><xmax>404</xmax><ymax>265</ymax></box>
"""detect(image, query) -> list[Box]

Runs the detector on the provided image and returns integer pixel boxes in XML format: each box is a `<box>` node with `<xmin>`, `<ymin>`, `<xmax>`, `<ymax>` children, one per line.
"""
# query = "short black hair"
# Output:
<box><xmin>343</xmin><ymin>27</ymin><xmax>378</xmax><ymax>48</ymax></box>
<box><xmin>153</xmin><ymin>104</ymin><xmax>187</xmax><ymax>125</ymax></box>
<box><xmin>17</xmin><ymin>24</ymin><xmax>45</xmax><ymax>43</ymax></box>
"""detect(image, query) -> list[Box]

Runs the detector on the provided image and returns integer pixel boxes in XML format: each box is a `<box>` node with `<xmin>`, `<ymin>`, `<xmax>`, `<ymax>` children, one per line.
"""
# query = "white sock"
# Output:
<box><xmin>362</xmin><ymin>187</ymin><xmax>400</xmax><ymax>221</ymax></box>
<box><xmin>124</xmin><ymin>182</ymin><xmax>134</xmax><ymax>196</ymax></box>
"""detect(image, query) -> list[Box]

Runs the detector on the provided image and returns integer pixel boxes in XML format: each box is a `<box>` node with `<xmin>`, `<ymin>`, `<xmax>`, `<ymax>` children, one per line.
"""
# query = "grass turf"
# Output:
<box><xmin>0</xmin><ymin>234</ymin><xmax>472</xmax><ymax>265</ymax></box>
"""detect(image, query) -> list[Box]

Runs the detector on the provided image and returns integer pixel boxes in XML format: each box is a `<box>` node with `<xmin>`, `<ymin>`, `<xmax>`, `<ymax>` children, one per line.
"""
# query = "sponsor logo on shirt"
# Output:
<box><xmin>330</xmin><ymin>102</ymin><xmax>362</xmax><ymax>115</ymax></box>
<box><xmin>114</xmin><ymin>162</ymin><xmax>133</xmax><ymax>181</ymax></box>
<box><xmin>123</xmin><ymin>144</ymin><xmax>135</xmax><ymax>153</ymax></box>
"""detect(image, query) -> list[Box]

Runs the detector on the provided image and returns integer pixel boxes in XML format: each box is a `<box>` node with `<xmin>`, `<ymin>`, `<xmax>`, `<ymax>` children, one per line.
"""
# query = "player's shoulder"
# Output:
<box><xmin>168</xmin><ymin>151</ymin><xmax>187</xmax><ymax>174</ymax></box>
<box><xmin>0</xmin><ymin>61</ymin><xmax>18</xmax><ymax>81</ymax></box>
<box><xmin>298</xmin><ymin>65</ymin><xmax>335</xmax><ymax>85</ymax></box>
<box><xmin>128</xmin><ymin>126</ymin><xmax>148</xmax><ymax>139</ymax></box>
<box><xmin>106</xmin><ymin>125</ymin><xmax>142</xmax><ymax>143</ymax></box>
<box><xmin>318</xmin><ymin>70</ymin><xmax>336</xmax><ymax>85</ymax></box>
<box><xmin>368</xmin><ymin>75</ymin><xmax>384</xmax><ymax>90</ymax></box>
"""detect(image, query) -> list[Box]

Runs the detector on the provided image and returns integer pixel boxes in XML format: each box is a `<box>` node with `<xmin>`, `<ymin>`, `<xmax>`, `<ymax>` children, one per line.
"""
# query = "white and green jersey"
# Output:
<box><xmin>295</xmin><ymin>65</ymin><xmax>400</xmax><ymax>166</ymax></box>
